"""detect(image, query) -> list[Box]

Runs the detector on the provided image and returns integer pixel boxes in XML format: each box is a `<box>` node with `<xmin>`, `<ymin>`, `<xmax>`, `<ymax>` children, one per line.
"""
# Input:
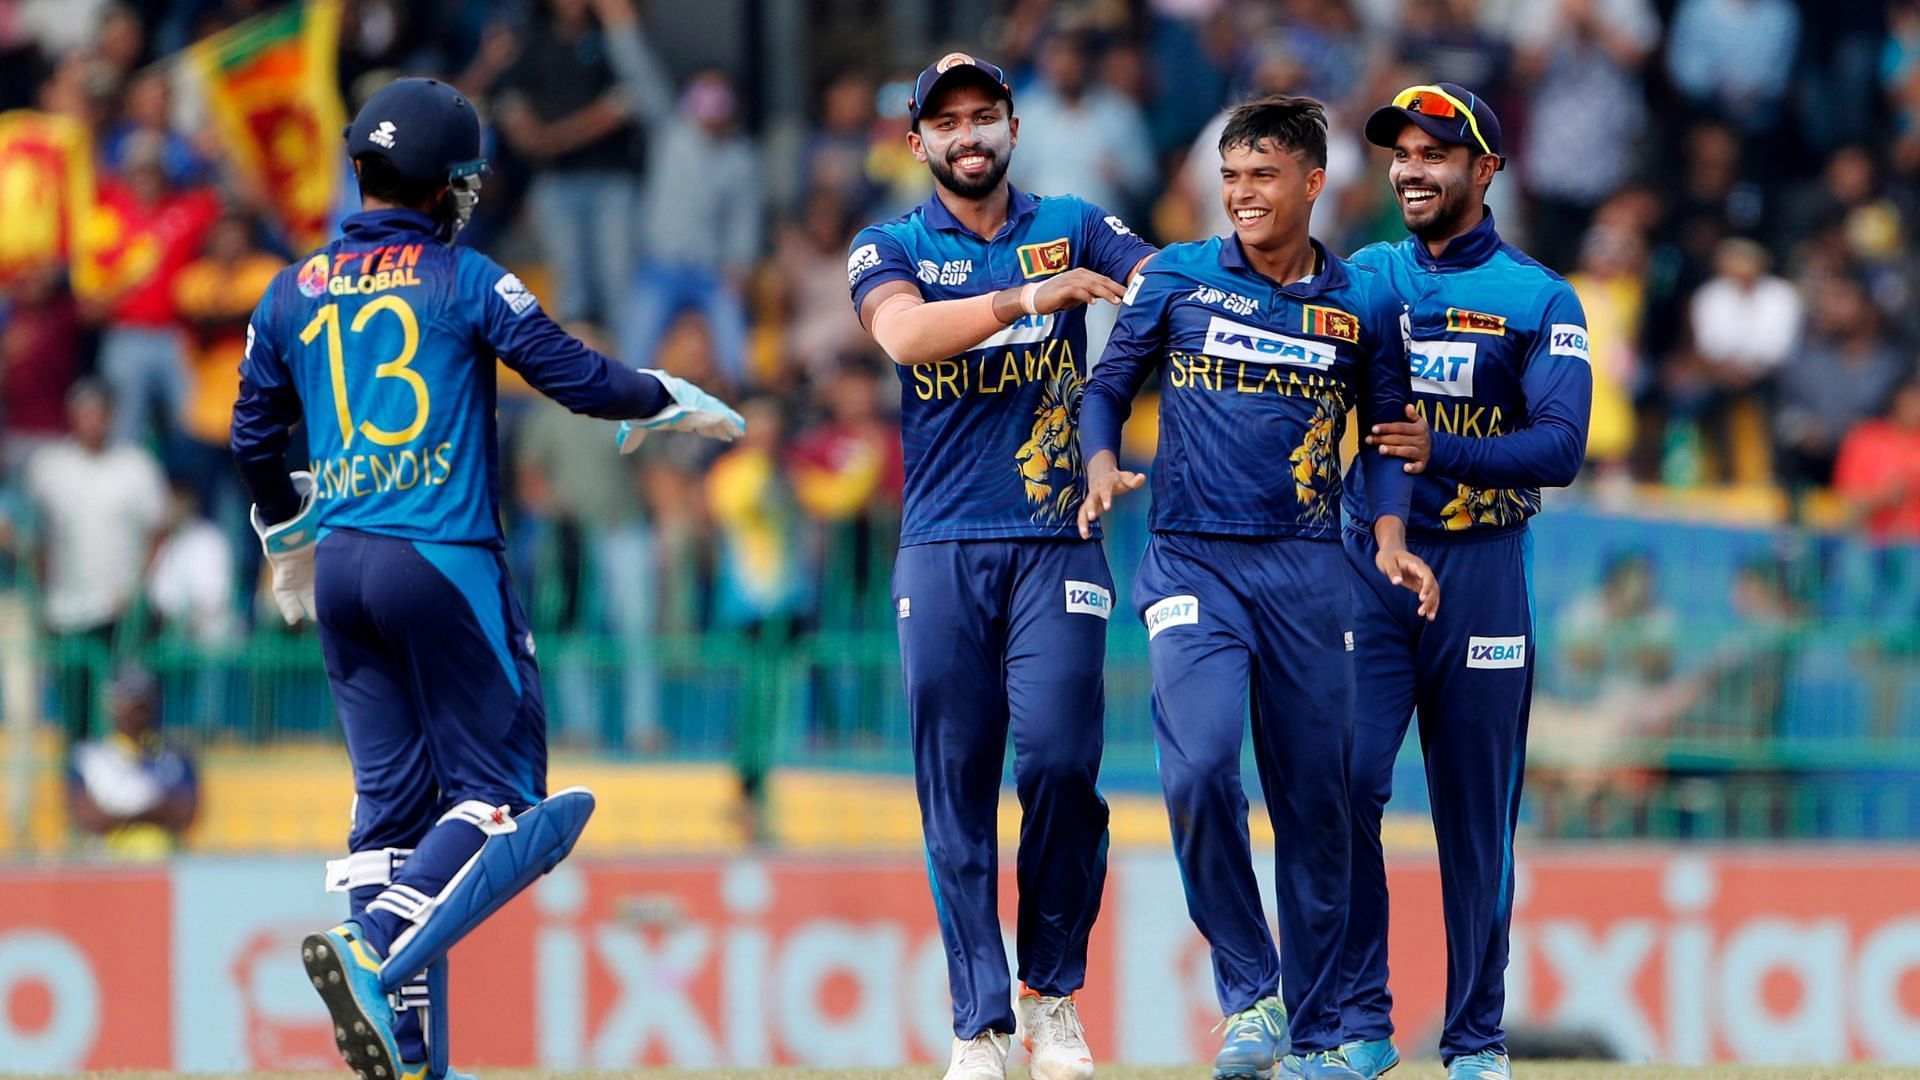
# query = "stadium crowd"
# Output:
<box><xmin>1</xmin><ymin>0</ymin><xmax>1918</xmax><ymax>774</ymax></box>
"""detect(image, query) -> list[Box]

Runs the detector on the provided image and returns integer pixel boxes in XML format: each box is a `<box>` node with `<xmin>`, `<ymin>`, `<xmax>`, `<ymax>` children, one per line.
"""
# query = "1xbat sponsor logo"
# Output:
<box><xmin>1466</xmin><ymin>635</ymin><xmax>1526</xmax><ymax>668</ymax></box>
<box><xmin>1410</xmin><ymin>339</ymin><xmax>1477</xmax><ymax>398</ymax></box>
<box><xmin>1064</xmin><ymin>581</ymin><xmax>1112</xmax><ymax>619</ymax></box>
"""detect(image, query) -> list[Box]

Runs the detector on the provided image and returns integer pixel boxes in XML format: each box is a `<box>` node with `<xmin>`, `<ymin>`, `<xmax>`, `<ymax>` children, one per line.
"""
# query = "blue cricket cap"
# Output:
<box><xmin>908</xmin><ymin>52</ymin><xmax>1012</xmax><ymax>125</ymax></box>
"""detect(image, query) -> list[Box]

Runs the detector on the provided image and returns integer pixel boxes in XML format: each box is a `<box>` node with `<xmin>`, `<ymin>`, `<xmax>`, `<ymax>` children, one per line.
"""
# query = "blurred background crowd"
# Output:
<box><xmin>2</xmin><ymin>0</ymin><xmax>1920</xmax><ymax>856</ymax></box>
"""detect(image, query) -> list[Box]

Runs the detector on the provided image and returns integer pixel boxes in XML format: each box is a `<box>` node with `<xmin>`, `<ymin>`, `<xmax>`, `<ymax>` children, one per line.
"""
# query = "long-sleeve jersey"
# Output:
<box><xmin>1341</xmin><ymin>210</ymin><xmax>1592</xmax><ymax>539</ymax></box>
<box><xmin>231</xmin><ymin>209</ymin><xmax>669</xmax><ymax>545</ymax></box>
<box><xmin>846</xmin><ymin>186</ymin><xmax>1155</xmax><ymax>546</ymax></box>
<box><xmin>1082</xmin><ymin>235</ymin><xmax>1413</xmax><ymax>539</ymax></box>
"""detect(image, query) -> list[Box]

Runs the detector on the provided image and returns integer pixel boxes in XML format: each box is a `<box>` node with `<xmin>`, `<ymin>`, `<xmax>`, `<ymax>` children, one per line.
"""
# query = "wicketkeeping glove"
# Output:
<box><xmin>250</xmin><ymin>471</ymin><xmax>319</xmax><ymax>626</ymax></box>
<box><xmin>616</xmin><ymin>368</ymin><xmax>747</xmax><ymax>453</ymax></box>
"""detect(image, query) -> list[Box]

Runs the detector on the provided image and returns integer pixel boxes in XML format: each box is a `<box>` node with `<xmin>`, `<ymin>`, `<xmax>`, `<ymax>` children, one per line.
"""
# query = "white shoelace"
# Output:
<box><xmin>954</xmin><ymin>1033</ymin><xmax>1008</xmax><ymax>1074</ymax></box>
<box><xmin>1030</xmin><ymin>997</ymin><xmax>1087</xmax><ymax>1049</ymax></box>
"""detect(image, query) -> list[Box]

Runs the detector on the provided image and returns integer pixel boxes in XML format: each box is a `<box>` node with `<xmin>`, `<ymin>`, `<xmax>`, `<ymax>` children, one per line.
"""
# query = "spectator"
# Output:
<box><xmin>706</xmin><ymin>396</ymin><xmax>806</xmax><ymax>631</ymax></box>
<box><xmin>495</xmin><ymin>0</ymin><xmax>645</xmax><ymax>327</ymax></box>
<box><xmin>1555</xmin><ymin>550</ymin><xmax>1680</xmax><ymax>705</ymax></box>
<box><xmin>1665</xmin><ymin>0</ymin><xmax>1801</xmax><ymax>139</ymax></box>
<box><xmin>0</xmin><ymin>263</ymin><xmax>84</xmax><ymax>477</ymax></box>
<box><xmin>1773</xmin><ymin>276</ymin><xmax>1907</xmax><ymax>490</ymax></box>
<box><xmin>1511</xmin><ymin>0</ymin><xmax>1659</xmax><ymax>272</ymax></box>
<box><xmin>623</xmin><ymin>59</ymin><xmax>761</xmax><ymax>386</ymax></box>
<box><xmin>1833</xmin><ymin>378</ymin><xmax>1920</xmax><ymax>543</ymax></box>
<box><xmin>789</xmin><ymin>358</ymin><xmax>903</xmax><ymax>524</ymax></box>
<box><xmin>100</xmin><ymin>67</ymin><xmax>210</xmax><ymax>188</ymax></box>
<box><xmin>1669</xmin><ymin>237</ymin><xmax>1803</xmax><ymax>485</ymax></box>
<box><xmin>1011</xmin><ymin>33</ymin><xmax>1157</xmax><ymax>225</ymax></box>
<box><xmin>171</xmin><ymin>213</ymin><xmax>280</xmax><ymax>589</ymax></box>
<box><xmin>772</xmin><ymin>191</ymin><xmax>870</xmax><ymax>383</ymax></box>
<box><xmin>1392</xmin><ymin>0</ymin><xmax>1511</xmax><ymax>103</ymax></box>
<box><xmin>146</xmin><ymin>477</ymin><xmax>237</xmax><ymax>647</ymax></box>
<box><xmin>514</xmin><ymin>324</ymin><xmax>660</xmax><ymax>751</ymax></box>
<box><xmin>25</xmin><ymin>380</ymin><xmax>167</xmax><ymax>743</ymax></box>
<box><xmin>66</xmin><ymin>666</ymin><xmax>198</xmax><ymax>859</ymax></box>
<box><xmin>1567</xmin><ymin>224</ymin><xmax>1650</xmax><ymax>477</ymax></box>
<box><xmin>799</xmin><ymin>70</ymin><xmax>882</xmax><ymax>215</ymax></box>
<box><xmin>88</xmin><ymin>131</ymin><xmax>220</xmax><ymax>450</ymax></box>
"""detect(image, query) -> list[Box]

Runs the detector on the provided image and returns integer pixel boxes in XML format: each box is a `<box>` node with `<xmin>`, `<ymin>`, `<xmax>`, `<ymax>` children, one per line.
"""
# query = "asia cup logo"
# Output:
<box><xmin>1015</xmin><ymin>368</ymin><xmax>1084</xmax><ymax>524</ymax></box>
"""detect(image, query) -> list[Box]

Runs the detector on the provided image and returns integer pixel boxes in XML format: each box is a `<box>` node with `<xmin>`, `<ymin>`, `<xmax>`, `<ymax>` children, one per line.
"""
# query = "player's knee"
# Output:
<box><xmin>1156</xmin><ymin>755</ymin><xmax>1240</xmax><ymax>810</ymax></box>
<box><xmin>1014</xmin><ymin>739</ymin><xmax>1101</xmax><ymax>793</ymax></box>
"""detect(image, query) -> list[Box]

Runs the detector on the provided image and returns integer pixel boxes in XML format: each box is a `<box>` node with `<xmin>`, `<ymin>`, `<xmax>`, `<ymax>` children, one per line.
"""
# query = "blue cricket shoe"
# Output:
<box><xmin>1339</xmin><ymin>1037</ymin><xmax>1401</xmax><ymax>1078</ymax></box>
<box><xmin>1282</xmin><ymin>1049</ymin><xmax>1365</xmax><ymax>1079</ymax></box>
<box><xmin>302</xmin><ymin>921</ymin><xmax>404</xmax><ymax>1079</ymax></box>
<box><xmin>1213</xmin><ymin>997</ymin><xmax>1290</xmax><ymax>1080</ymax></box>
<box><xmin>1447</xmin><ymin>1050</ymin><xmax>1512</xmax><ymax>1079</ymax></box>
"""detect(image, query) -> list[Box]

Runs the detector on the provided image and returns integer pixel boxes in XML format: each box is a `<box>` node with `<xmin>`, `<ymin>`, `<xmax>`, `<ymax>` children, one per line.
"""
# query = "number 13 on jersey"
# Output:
<box><xmin>301</xmin><ymin>296</ymin><xmax>430</xmax><ymax>449</ymax></box>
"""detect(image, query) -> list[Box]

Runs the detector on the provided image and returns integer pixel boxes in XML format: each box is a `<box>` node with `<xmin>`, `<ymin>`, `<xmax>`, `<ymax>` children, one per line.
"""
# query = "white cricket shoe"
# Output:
<box><xmin>1019</xmin><ymin>989</ymin><xmax>1095</xmax><ymax>1080</ymax></box>
<box><xmin>946</xmin><ymin>1031</ymin><xmax>1012</xmax><ymax>1080</ymax></box>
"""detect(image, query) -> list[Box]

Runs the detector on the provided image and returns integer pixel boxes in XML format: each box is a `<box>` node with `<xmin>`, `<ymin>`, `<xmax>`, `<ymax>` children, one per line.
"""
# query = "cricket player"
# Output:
<box><xmin>1078</xmin><ymin>96</ymin><xmax>1437</xmax><ymax>1080</ymax></box>
<box><xmin>846</xmin><ymin>52</ymin><xmax>1155</xmax><ymax>1080</ymax></box>
<box><xmin>231</xmin><ymin>78</ymin><xmax>742</xmax><ymax>1080</ymax></box>
<box><xmin>1335</xmin><ymin>84</ymin><xmax>1592</xmax><ymax>1080</ymax></box>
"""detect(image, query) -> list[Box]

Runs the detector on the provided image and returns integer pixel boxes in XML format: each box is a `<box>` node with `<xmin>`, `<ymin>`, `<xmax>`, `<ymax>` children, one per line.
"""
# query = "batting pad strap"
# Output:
<box><xmin>439</xmin><ymin>799</ymin><xmax>519</xmax><ymax>835</ymax></box>
<box><xmin>378</xmin><ymin>787</ymin><xmax>595</xmax><ymax>993</ymax></box>
<box><xmin>324</xmin><ymin>847</ymin><xmax>414</xmax><ymax>892</ymax></box>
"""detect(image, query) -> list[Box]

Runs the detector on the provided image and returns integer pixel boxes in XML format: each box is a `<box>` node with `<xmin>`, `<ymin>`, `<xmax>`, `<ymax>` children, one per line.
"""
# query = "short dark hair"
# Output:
<box><xmin>1218</xmin><ymin>95</ymin><xmax>1328</xmax><ymax>170</ymax></box>
<box><xmin>354</xmin><ymin>152</ymin><xmax>442</xmax><ymax>209</ymax></box>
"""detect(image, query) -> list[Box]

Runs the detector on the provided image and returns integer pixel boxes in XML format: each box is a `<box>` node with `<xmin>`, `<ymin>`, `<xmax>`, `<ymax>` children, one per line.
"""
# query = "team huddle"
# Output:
<box><xmin>846</xmin><ymin>55</ymin><xmax>1591</xmax><ymax>1080</ymax></box>
<box><xmin>234</xmin><ymin>46</ymin><xmax>1587</xmax><ymax>1080</ymax></box>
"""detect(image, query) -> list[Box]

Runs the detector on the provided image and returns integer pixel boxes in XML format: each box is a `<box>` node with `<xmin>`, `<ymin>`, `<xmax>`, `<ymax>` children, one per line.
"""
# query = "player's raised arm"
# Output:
<box><xmin>851</xmin><ymin>230</ymin><xmax>1127</xmax><ymax>367</ymax></box>
<box><xmin>461</xmin><ymin>253</ymin><xmax>743</xmax><ymax>445</ymax></box>
<box><xmin>1077</xmin><ymin>263</ymin><xmax>1166</xmax><ymax>538</ymax></box>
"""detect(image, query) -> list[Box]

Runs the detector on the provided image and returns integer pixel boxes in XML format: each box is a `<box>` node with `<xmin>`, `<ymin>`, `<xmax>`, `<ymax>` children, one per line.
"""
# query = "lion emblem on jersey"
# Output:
<box><xmin>1288</xmin><ymin>396</ymin><xmax>1341</xmax><ymax>526</ymax></box>
<box><xmin>1440</xmin><ymin>484</ymin><xmax>1536</xmax><ymax>531</ymax></box>
<box><xmin>1015</xmin><ymin>368</ymin><xmax>1084</xmax><ymax>523</ymax></box>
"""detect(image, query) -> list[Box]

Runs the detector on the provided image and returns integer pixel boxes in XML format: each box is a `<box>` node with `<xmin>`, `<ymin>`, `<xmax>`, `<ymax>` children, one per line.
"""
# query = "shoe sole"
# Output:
<box><xmin>302</xmin><ymin>932</ymin><xmax>400</xmax><ymax>1080</ymax></box>
<box><xmin>1212</xmin><ymin>1067</ymin><xmax>1274</xmax><ymax>1080</ymax></box>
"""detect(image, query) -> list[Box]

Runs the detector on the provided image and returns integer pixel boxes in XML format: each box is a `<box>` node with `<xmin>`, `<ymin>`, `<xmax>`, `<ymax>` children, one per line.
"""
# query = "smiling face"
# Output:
<box><xmin>1219</xmin><ymin>138</ymin><xmax>1322</xmax><ymax>252</ymax></box>
<box><xmin>1388</xmin><ymin>121</ymin><xmax>1495</xmax><ymax>241</ymax></box>
<box><xmin>909</xmin><ymin>81</ymin><xmax>1017</xmax><ymax>200</ymax></box>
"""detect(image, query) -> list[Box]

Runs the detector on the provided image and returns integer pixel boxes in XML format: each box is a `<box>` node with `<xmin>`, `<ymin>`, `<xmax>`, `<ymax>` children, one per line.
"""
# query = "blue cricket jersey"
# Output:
<box><xmin>846</xmin><ymin>186</ymin><xmax>1155</xmax><ymax>546</ymax></box>
<box><xmin>1082</xmin><ymin>235</ymin><xmax>1414</xmax><ymax>539</ymax></box>
<box><xmin>232</xmin><ymin>209</ymin><xmax>668</xmax><ymax>546</ymax></box>
<box><xmin>1341</xmin><ymin>210</ymin><xmax>1591</xmax><ymax>539</ymax></box>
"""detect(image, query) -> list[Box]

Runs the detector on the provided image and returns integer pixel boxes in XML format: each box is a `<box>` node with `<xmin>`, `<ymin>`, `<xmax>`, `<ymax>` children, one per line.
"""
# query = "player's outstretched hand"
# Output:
<box><xmin>1376</xmin><ymin>547</ymin><xmax>1440</xmax><ymax>620</ymax></box>
<box><xmin>1031</xmin><ymin>268</ymin><xmax>1129</xmax><ymax>315</ymax></box>
<box><xmin>1367</xmin><ymin>403</ymin><xmax>1431</xmax><ymax>474</ymax></box>
<box><xmin>1078</xmin><ymin>452</ymin><xmax>1145</xmax><ymax>539</ymax></box>
<box><xmin>618</xmin><ymin>369</ymin><xmax>747</xmax><ymax>451</ymax></box>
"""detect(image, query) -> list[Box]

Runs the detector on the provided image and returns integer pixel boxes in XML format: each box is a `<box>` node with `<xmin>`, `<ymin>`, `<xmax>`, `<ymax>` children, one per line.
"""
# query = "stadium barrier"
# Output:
<box><xmin>4</xmin><ymin>849</ymin><xmax>1920</xmax><ymax>1070</ymax></box>
<box><xmin>3</xmin><ymin>503</ymin><xmax>1919</xmax><ymax>849</ymax></box>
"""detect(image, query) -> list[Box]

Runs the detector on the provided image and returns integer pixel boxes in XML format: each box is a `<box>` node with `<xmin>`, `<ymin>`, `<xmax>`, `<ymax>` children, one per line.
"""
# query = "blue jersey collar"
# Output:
<box><xmin>920</xmin><ymin>184</ymin><xmax>1040</xmax><ymax>240</ymax></box>
<box><xmin>1409</xmin><ymin>206</ymin><xmax>1501</xmax><ymax>270</ymax></box>
<box><xmin>1219</xmin><ymin>234</ymin><xmax>1349</xmax><ymax>296</ymax></box>
<box><xmin>342</xmin><ymin>208</ymin><xmax>440</xmax><ymax>242</ymax></box>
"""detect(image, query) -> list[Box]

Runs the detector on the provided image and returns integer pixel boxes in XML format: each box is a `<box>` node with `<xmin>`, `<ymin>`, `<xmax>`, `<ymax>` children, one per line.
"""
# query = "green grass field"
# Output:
<box><xmin>60</xmin><ymin>1060</ymin><xmax>1920</xmax><ymax>1068</ymax></box>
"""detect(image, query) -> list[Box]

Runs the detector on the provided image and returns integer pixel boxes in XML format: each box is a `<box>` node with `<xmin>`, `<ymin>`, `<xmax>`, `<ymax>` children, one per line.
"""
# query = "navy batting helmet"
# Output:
<box><xmin>346</xmin><ymin>77</ymin><xmax>490</xmax><ymax>239</ymax></box>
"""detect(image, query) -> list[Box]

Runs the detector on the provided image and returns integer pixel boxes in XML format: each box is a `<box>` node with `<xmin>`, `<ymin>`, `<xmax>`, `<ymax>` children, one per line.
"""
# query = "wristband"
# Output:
<box><xmin>1019</xmin><ymin>282</ymin><xmax>1042</xmax><ymax>317</ymax></box>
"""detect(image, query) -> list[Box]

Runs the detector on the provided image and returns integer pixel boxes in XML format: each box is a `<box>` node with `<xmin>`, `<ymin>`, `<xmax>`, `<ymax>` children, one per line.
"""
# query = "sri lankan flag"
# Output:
<box><xmin>186</xmin><ymin>0</ymin><xmax>345</xmax><ymax>250</ymax></box>
<box><xmin>0</xmin><ymin>111</ymin><xmax>94</xmax><ymax>289</ymax></box>
<box><xmin>1302</xmin><ymin>304</ymin><xmax>1360</xmax><ymax>344</ymax></box>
